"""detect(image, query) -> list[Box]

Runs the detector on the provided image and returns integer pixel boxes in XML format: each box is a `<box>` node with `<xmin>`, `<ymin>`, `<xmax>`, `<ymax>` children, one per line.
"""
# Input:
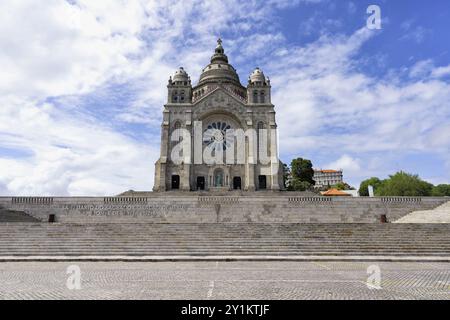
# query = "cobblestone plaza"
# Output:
<box><xmin>0</xmin><ymin>261</ymin><xmax>449</xmax><ymax>300</ymax></box>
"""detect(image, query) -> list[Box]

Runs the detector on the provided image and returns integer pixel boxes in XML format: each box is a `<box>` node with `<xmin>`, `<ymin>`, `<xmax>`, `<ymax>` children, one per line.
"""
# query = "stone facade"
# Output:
<box><xmin>1</xmin><ymin>195</ymin><xmax>447</xmax><ymax>224</ymax></box>
<box><xmin>153</xmin><ymin>39</ymin><xmax>283</xmax><ymax>192</ymax></box>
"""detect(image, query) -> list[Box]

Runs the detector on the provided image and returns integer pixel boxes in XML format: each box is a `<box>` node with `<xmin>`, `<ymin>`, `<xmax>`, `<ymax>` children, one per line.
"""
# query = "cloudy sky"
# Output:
<box><xmin>1</xmin><ymin>0</ymin><xmax>449</xmax><ymax>195</ymax></box>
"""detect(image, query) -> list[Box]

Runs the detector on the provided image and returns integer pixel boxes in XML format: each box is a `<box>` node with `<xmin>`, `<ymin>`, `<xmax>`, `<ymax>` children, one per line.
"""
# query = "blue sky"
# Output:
<box><xmin>0</xmin><ymin>0</ymin><xmax>449</xmax><ymax>195</ymax></box>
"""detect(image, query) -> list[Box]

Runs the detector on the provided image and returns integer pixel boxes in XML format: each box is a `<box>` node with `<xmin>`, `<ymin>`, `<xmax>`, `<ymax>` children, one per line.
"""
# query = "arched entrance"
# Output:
<box><xmin>214</xmin><ymin>169</ymin><xmax>224</xmax><ymax>187</ymax></box>
<box><xmin>233</xmin><ymin>177</ymin><xmax>241</xmax><ymax>190</ymax></box>
<box><xmin>196</xmin><ymin>176</ymin><xmax>205</xmax><ymax>190</ymax></box>
<box><xmin>171</xmin><ymin>175</ymin><xmax>180</xmax><ymax>190</ymax></box>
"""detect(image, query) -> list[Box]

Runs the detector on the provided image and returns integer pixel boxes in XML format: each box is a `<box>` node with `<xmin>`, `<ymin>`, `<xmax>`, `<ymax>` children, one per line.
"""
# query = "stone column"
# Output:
<box><xmin>180</xmin><ymin>110</ymin><xmax>192</xmax><ymax>191</ymax></box>
<box><xmin>245</xmin><ymin>116</ymin><xmax>256</xmax><ymax>191</ymax></box>
<box><xmin>269</xmin><ymin>116</ymin><xmax>280</xmax><ymax>190</ymax></box>
<box><xmin>153</xmin><ymin>109</ymin><xmax>170</xmax><ymax>191</ymax></box>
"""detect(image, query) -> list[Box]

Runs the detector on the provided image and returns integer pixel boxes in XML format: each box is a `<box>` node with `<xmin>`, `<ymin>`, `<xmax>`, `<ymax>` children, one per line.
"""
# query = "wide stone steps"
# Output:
<box><xmin>394</xmin><ymin>200</ymin><xmax>450</xmax><ymax>223</ymax></box>
<box><xmin>0</xmin><ymin>223</ymin><xmax>450</xmax><ymax>257</ymax></box>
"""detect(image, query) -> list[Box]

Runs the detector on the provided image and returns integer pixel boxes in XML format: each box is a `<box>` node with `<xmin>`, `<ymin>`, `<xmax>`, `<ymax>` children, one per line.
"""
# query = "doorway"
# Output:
<box><xmin>196</xmin><ymin>176</ymin><xmax>205</xmax><ymax>190</ymax></box>
<box><xmin>233</xmin><ymin>177</ymin><xmax>242</xmax><ymax>190</ymax></box>
<box><xmin>214</xmin><ymin>169</ymin><xmax>224</xmax><ymax>187</ymax></box>
<box><xmin>171</xmin><ymin>175</ymin><xmax>180</xmax><ymax>190</ymax></box>
<box><xmin>258</xmin><ymin>175</ymin><xmax>267</xmax><ymax>190</ymax></box>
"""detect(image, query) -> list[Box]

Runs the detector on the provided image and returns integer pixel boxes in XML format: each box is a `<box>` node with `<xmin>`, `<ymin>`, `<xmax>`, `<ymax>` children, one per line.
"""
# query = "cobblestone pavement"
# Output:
<box><xmin>0</xmin><ymin>261</ymin><xmax>449</xmax><ymax>300</ymax></box>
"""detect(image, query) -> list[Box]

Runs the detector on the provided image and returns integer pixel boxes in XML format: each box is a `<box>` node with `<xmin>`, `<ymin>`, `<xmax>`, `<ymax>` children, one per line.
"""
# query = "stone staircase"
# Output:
<box><xmin>0</xmin><ymin>208</ymin><xmax>41</xmax><ymax>223</ymax></box>
<box><xmin>0</xmin><ymin>223</ymin><xmax>449</xmax><ymax>257</ymax></box>
<box><xmin>394</xmin><ymin>201</ymin><xmax>450</xmax><ymax>223</ymax></box>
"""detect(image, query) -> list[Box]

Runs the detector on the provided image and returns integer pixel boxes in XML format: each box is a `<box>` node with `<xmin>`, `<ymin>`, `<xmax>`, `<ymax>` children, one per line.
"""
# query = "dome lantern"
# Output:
<box><xmin>249</xmin><ymin>67</ymin><xmax>266</xmax><ymax>84</ymax></box>
<box><xmin>197</xmin><ymin>39</ymin><xmax>241</xmax><ymax>86</ymax></box>
<box><xmin>173</xmin><ymin>67</ymin><xmax>189</xmax><ymax>82</ymax></box>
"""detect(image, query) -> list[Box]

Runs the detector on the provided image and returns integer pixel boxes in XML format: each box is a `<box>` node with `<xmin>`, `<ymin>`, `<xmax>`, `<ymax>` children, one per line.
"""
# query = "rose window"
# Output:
<box><xmin>203</xmin><ymin>121</ymin><xmax>232</xmax><ymax>151</ymax></box>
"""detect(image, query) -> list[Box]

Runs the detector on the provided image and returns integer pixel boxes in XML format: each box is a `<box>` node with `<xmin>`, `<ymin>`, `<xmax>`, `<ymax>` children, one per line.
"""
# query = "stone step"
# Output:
<box><xmin>1</xmin><ymin>251</ymin><xmax>448</xmax><ymax>256</ymax></box>
<box><xmin>1</xmin><ymin>223</ymin><xmax>450</xmax><ymax>257</ymax></box>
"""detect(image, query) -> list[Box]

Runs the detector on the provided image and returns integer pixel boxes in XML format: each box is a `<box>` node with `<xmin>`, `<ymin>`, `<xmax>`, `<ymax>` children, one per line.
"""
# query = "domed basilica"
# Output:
<box><xmin>153</xmin><ymin>39</ymin><xmax>283</xmax><ymax>191</ymax></box>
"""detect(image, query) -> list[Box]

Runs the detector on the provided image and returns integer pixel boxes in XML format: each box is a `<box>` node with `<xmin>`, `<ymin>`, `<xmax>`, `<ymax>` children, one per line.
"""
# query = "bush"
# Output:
<box><xmin>289</xmin><ymin>179</ymin><xmax>312</xmax><ymax>191</ymax></box>
<box><xmin>359</xmin><ymin>177</ymin><xmax>383</xmax><ymax>196</ymax></box>
<box><xmin>431</xmin><ymin>184</ymin><xmax>450</xmax><ymax>196</ymax></box>
<box><xmin>376</xmin><ymin>171</ymin><xmax>433</xmax><ymax>196</ymax></box>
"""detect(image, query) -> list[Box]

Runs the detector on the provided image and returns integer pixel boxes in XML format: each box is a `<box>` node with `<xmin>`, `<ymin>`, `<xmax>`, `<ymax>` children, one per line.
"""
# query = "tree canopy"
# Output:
<box><xmin>291</xmin><ymin>158</ymin><xmax>315</xmax><ymax>184</ymax></box>
<box><xmin>287</xmin><ymin>157</ymin><xmax>315</xmax><ymax>191</ymax></box>
<box><xmin>431</xmin><ymin>184</ymin><xmax>450</xmax><ymax>196</ymax></box>
<box><xmin>359</xmin><ymin>171</ymin><xmax>437</xmax><ymax>197</ymax></box>
<box><xmin>359</xmin><ymin>177</ymin><xmax>383</xmax><ymax>196</ymax></box>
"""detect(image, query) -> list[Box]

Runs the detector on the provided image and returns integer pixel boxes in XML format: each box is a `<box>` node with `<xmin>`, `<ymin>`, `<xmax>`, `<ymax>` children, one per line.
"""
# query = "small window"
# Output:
<box><xmin>257</xmin><ymin>122</ymin><xmax>265</xmax><ymax>130</ymax></box>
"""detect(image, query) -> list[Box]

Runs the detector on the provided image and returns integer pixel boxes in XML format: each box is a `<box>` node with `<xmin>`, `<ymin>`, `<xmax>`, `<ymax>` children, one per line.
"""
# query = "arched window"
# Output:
<box><xmin>257</xmin><ymin>122</ymin><xmax>266</xmax><ymax>162</ymax></box>
<box><xmin>257</xmin><ymin>121</ymin><xmax>265</xmax><ymax>142</ymax></box>
<box><xmin>180</xmin><ymin>90</ymin><xmax>185</xmax><ymax>102</ymax></box>
<box><xmin>257</xmin><ymin>121</ymin><xmax>265</xmax><ymax>130</ymax></box>
<box><xmin>260</xmin><ymin>91</ymin><xmax>265</xmax><ymax>103</ymax></box>
<box><xmin>172</xmin><ymin>90</ymin><xmax>178</xmax><ymax>103</ymax></box>
<box><xmin>253</xmin><ymin>90</ymin><xmax>258</xmax><ymax>103</ymax></box>
<box><xmin>172</xmin><ymin>121</ymin><xmax>181</xmax><ymax>141</ymax></box>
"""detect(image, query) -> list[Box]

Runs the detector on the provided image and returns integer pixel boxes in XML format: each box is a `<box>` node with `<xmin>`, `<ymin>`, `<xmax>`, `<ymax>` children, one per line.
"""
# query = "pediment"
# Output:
<box><xmin>193</xmin><ymin>86</ymin><xmax>247</xmax><ymax>108</ymax></box>
<box><xmin>192</xmin><ymin>87</ymin><xmax>249</xmax><ymax>127</ymax></box>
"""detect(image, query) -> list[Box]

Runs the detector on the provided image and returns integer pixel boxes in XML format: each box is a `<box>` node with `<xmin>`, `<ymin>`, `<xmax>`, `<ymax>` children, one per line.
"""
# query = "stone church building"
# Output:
<box><xmin>153</xmin><ymin>39</ymin><xmax>284</xmax><ymax>192</ymax></box>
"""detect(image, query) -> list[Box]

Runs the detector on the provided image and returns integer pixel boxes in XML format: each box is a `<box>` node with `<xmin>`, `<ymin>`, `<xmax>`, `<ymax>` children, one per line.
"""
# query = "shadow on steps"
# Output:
<box><xmin>0</xmin><ymin>208</ymin><xmax>41</xmax><ymax>223</ymax></box>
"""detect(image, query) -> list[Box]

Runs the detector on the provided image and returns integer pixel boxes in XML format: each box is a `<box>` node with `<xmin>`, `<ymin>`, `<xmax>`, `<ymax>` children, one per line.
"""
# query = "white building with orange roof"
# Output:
<box><xmin>313</xmin><ymin>169</ymin><xmax>343</xmax><ymax>188</ymax></box>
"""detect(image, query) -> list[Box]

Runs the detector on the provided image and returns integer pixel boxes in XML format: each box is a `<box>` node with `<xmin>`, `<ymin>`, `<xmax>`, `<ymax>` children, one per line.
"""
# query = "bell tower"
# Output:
<box><xmin>167</xmin><ymin>67</ymin><xmax>192</xmax><ymax>104</ymax></box>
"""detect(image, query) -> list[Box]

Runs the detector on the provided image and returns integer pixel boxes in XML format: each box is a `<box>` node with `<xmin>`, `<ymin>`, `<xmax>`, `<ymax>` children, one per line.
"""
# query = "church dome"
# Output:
<box><xmin>249</xmin><ymin>67</ymin><xmax>266</xmax><ymax>83</ymax></box>
<box><xmin>198</xmin><ymin>39</ymin><xmax>241</xmax><ymax>86</ymax></box>
<box><xmin>173</xmin><ymin>67</ymin><xmax>189</xmax><ymax>82</ymax></box>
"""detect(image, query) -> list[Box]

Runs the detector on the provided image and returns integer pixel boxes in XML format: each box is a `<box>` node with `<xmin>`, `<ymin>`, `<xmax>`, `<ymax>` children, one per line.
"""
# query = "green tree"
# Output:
<box><xmin>289</xmin><ymin>179</ymin><xmax>312</xmax><ymax>191</ymax></box>
<box><xmin>290</xmin><ymin>158</ymin><xmax>315</xmax><ymax>185</ymax></box>
<box><xmin>376</xmin><ymin>171</ymin><xmax>433</xmax><ymax>196</ymax></box>
<box><xmin>359</xmin><ymin>177</ymin><xmax>383</xmax><ymax>196</ymax></box>
<box><xmin>288</xmin><ymin>157</ymin><xmax>315</xmax><ymax>191</ymax></box>
<box><xmin>431</xmin><ymin>184</ymin><xmax>450</xmax><ymax>196</ymax></box>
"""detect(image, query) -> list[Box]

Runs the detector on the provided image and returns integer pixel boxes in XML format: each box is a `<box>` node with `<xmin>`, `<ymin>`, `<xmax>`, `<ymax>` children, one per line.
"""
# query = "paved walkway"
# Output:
<box><xmin>0</xmin><ymin>261</ymin><xmax>449</xmax><ymax>299</ymax></box>
<box><xmin>394</xmin><ymin>201</ymin><xmax>450</xmax><ymax>223</ymax></box>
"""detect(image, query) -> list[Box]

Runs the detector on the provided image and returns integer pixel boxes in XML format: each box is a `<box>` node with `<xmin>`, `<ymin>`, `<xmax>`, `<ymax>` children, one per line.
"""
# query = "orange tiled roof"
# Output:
<box><xmin>321</xmin><ymin>188</ymin><xmax>351</xmax><ymax>196</ymax></box>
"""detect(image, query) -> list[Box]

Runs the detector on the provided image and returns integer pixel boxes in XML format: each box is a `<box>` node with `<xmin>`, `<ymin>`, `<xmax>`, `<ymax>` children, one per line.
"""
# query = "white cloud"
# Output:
<box><xmin>400</xmin><ymin>26</ymin><xmax>430</xmax><ymax>44</ymax></box>
<box><xmin>409</xmin><ymin>59</ymin><xmax>434</xmax><ymax>78</ymax></box>
<box><xmin>431</xmin><ymin>64</ymin><xmax>450</xmax><ymax>78</ymax></box>
<box><xmin>324</xmin><ymin>155</ymin><xmax>361</xmax><ymax>174</ymax></box>
<box><xmin>0</xmin><ymin>0</ymin><xmax>448</xmax><ymax>195</ymax></box>
<box><xmin>267</xmin><ymin>28</ymin><xmax>450</xmax><ymax>185</ymax></box>
<box><xmin>0</xmin><ymin>96</ymin><xmax>157</xmax><ymax>196</ymax></box>
<box><xmin>1</xmin><ymin>0</ymin><xmax>311</xmax><ymax>195</ymax></box>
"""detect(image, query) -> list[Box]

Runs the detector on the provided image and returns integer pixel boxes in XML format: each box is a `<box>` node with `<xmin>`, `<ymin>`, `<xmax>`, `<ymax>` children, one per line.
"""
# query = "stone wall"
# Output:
<box><xmin>0</xmin><ymin>193</ymin><xmax>447</xmax><ymax>224</ymax></box>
